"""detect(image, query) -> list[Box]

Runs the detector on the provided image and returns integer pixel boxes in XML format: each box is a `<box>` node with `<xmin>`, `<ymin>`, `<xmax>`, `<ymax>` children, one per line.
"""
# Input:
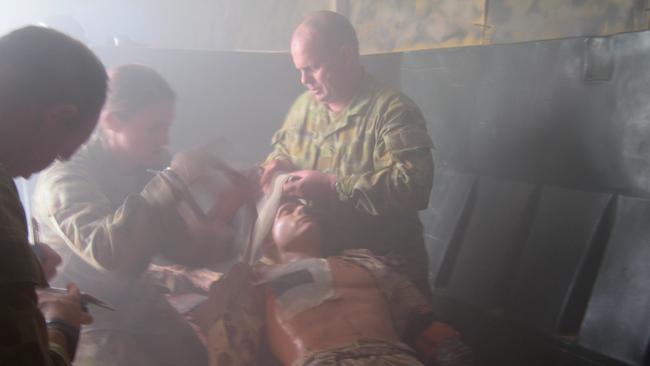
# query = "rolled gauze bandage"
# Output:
<box><xmin>247</xmin><ymin>173</ymin><xmax>292</xmax><ymax>264</ymax></box>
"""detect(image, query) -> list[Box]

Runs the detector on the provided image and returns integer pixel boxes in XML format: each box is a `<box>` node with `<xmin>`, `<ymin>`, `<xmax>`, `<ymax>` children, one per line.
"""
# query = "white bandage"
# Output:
<box><xmin>256</xmin><ymin>258</ymin><xmax>335</xmax><ymax>320</ymax></box>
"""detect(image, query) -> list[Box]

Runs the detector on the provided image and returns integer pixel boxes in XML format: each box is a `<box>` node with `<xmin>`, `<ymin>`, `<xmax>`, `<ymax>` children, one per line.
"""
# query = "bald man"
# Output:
<box><xmin>261</xmin><ymin>11</ymin><xmax>434</xmax><ymax>295</ymax></box>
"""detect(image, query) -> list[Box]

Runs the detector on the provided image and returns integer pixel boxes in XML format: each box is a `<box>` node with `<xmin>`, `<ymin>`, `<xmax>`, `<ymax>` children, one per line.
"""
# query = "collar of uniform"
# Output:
<box><xmin>317</xmin><ymin>70</ymin><xmax>375</xmax><ymax>139</ymax></box>
<box><xmin>343</xmin><ymin>69</ymin><xmax>376</xmax><ymax>118</ymax></box>
<box><xmin>316</xmin><ymin>69</ymin><xmax>375</xmax><ymax>119</ymax></box>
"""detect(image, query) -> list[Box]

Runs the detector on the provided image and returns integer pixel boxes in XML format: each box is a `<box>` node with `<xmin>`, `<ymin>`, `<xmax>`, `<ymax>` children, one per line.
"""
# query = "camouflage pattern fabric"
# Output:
<box><xmin>0</xmin><ymin>165</ymin><xmax>68</xmax><ymax>365</ymax></box>
<box><xmin>191</xmin><ymin>263</ymin><xmax>267</xmax><ymax>366</ymax></box>
<box><xmin>340</xmin><ymin>250</ymin><xmax>474</xmax><ymax>366</ymax></box>
<box><xmin>264</xmin><ymin>71</ymin><xmax>434</xmax><ymax>216</ymax></box>
<box><xmin>264</xmin><ymin>71</ymin><xmax>434</xmax><ymax>294</ymax></box>
<box><xmin>293</xmin><ymin>339</ymin><xmax>423</xmax><ymax>366</ymax></box>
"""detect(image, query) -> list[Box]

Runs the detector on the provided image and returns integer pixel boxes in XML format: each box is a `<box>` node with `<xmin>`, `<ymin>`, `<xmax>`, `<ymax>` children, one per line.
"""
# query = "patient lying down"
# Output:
<box><xmin>253</xmin><ymin>200</ymin><xmax>473</xmax><ymax>366</ymax></box>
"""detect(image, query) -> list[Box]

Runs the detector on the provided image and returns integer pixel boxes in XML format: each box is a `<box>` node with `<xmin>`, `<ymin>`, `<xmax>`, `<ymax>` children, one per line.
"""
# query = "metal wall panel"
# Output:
<box><xmin>441</xmin><ymin>177</ymin><xmax>536</xmax><ymax>307</ymax></box>
<box><xmin>399</xmin><ymin>30</ymin><xmax>650</xmax><ymax>197</ymax></box>
<box><xmin>579</xmin><ymin>196</ymin><xmax>650</xmax><ymax>365</ymax></box>
<box><xmin>508</xmin><ymin>187</ymin><xmax>612</xmax><ymax>334</ymax></box>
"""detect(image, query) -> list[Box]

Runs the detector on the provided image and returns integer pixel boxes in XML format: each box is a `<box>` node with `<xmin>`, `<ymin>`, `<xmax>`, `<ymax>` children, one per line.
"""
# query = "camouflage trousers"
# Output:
<box><xmin>293</xmin><ymin>339</ymin><xmax>424</xmax><ymax>366</ymax></box>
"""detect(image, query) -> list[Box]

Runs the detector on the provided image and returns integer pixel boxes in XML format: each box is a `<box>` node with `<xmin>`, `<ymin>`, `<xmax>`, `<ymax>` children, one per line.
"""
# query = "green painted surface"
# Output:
<box><xmin>344</xmin><ymin>0</ymin><xmax>649</xmax><ymax>53</ymax></box>
<box><xmin>486</xmin><ymin>0</ymin><xmax>648</xmax><ymax>45</ymax></box>
<box><xmin>0</xmin><ymin>0</ymin><xmax>648</xmax><ymax>52</ymax></box>
<box><xmin>348</xmin><ymin>0</ymin><xmax>486</xmax><ymax>53</ymax></box>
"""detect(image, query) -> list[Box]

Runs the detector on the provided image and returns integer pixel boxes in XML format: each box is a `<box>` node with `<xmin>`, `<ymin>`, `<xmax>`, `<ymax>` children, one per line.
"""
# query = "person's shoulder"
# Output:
<box><xmin>371</xmin><ymin>78</ymin><xmax>420</xmax><ymax>110</ymax></box>
<box><xmin>34</xmin><ymin>137</ymin><xmax>101</xmax><ymax>197</ymax></box>
<box><xmin>41</xmin><ymin>137</ymin><xmax>100</xmax><ymax>177</ymax></box>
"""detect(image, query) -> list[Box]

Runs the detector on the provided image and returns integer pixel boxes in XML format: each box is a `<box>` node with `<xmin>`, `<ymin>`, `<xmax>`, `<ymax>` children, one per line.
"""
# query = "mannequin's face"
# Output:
<box><xmin>272</xmin><ymin>201</ymin><xmax>322</xmax><ymax>253</ymax></box>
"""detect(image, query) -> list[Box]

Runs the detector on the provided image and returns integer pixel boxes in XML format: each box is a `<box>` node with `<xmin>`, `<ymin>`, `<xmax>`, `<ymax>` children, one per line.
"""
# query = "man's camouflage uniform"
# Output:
<box><xmin>0</xmin><ymin>164</ymin><xmax>70</xmax><ymax>365</ymax></box>
<box><xmin>264</xmin><ymin>71</ymin><xmax>434</xmax><ymax>294</ymax></box>
<box><xmin>32</xmin><ymin>137</ymin><xmax>209</xmax><ymax>366</ymax></box>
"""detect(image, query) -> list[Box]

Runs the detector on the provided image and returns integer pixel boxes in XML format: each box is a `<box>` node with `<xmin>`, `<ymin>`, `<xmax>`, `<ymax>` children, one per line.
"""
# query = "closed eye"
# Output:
<box><xmin>277</xmin><ymin>202</ymin><xmax>301</xmax><ymax>216</ymax></box>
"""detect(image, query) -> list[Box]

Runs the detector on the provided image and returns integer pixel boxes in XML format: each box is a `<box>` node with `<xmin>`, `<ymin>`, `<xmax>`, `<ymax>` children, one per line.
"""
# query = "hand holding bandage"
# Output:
<box><xmin>282</xmin><ymin>169</ymin><xmax>337</xmax><ymax>202</ymax></box>
<box><xmin>260</xmin><ymin>158</ymin><xmax>296</xmax><ymax>192</ymax></box>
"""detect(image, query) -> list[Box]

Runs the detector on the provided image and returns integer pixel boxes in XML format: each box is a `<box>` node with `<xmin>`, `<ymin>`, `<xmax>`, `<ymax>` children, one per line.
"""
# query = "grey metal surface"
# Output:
<box><xmin>508</xmin><ymin>187</ymin><xmax>612</xmax><ymax>334</ymax></box>
<box><xmin>442</xmin><ymin>176</ymin><xmax>536</xmax><ymax>307</ymax></box>
<box><xmin>421</xmin><ymin>163</ymin><xmax>476</xmax><ymax>285</ymax></box>
<box><xmin>393</xmin><ymin>30</ymin><xmax>650</xmax><ymax>365</ymax></box>
<box><xmin>578</xmin><ymin>196</ymin><xmax>650</xmax><ymax>366</ymax></box>
<box><xmin>398</xmin><ymin>31</ymin><xmax>650</xmax><ymax>196</ymax></box>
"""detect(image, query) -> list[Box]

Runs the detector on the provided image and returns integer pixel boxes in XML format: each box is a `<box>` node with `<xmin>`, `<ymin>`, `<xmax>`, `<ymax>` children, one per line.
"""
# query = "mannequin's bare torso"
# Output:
<box><xmin>264</xmin><ymin>257</ymin><xmax>398</xmax><ymax>366</ymax></box>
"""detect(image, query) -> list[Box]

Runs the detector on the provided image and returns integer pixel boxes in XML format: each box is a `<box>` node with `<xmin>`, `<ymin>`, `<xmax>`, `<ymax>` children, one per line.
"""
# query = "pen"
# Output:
<box><xmin>41</xmin><ymin>287</ymin><xmax>115</xmax><ymax>311</ymax></box>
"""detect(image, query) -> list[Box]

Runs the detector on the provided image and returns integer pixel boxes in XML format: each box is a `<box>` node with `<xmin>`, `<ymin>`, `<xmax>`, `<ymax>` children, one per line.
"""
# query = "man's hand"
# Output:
<box><xmin>34</xmin><ymin>243</ymin><xmax>62</xmax><ymax>281</ymax></box>
<box><xmin>37</xmin><ymin>283</ymin><xmax>93</xmax><ymax>327</ymax></box>
<box><xmin>282</xmin><ymin>170</ymin><xmax>337</xmax><ymax>201</ymax></box>
<box><xmin>260</xmin><ymin>159</ymin><xmax>296</xmax><ymax>192</ymax></box>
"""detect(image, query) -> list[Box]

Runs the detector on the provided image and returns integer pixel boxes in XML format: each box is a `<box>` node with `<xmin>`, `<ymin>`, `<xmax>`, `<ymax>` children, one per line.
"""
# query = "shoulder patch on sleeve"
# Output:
<box><xmin>384</xmin><ymin>128</ymin><xmax>434</xmax><ymax>152</ymax></box>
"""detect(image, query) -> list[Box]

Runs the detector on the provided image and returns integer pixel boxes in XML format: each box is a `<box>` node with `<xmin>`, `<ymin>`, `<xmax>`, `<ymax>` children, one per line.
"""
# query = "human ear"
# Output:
<box><xmin>100</xmin><ymin>111</ymin><xmax>125</xmax><ymax>133</ymax></box>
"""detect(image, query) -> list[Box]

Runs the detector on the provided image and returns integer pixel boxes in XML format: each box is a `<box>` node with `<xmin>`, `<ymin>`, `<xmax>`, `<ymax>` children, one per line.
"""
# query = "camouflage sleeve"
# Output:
<box><xmin>0</xmin><ymin>283</ymin><xmax>69</xmax><ymax>366</ymax></box>
<box><xmin>262</xmin><ymin>129</ymin><xmax>293</xmax><ymax>167</ymax></box>
<box><xmin>261</xmin><ymin>94</ymin><xmax>308</xmax><ymax>168</ymax></box>
<box><xmin>38</xmin><ymin>169</ymin><xmax>182</xmax><ymax>273</ymax></box>
<box><xmin>336</xmin><ymin>101</ymin><xmax>434</xmax><ymax>215</ymax></box>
